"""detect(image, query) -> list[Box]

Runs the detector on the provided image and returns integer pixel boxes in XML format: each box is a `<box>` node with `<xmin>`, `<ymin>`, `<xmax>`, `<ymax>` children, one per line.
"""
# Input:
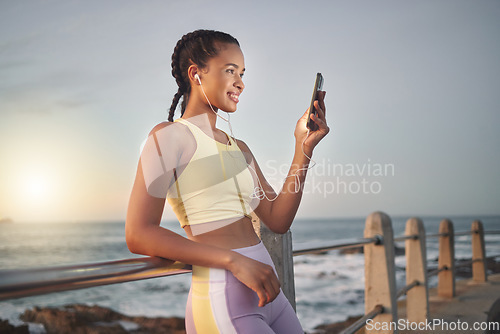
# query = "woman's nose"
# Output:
<box><xmin>235</xmin><ymin>78</ymin><xmax>244</xmax><ymax>91</ymax></box>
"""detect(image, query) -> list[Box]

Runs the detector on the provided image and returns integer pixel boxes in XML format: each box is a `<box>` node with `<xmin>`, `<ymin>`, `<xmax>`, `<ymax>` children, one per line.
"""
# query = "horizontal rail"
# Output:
<box><xmin>394</xmin><ymin>234</ymin><xmax>419</xmax><ymax>242</ymax></box>
<box><xmin>340</xmin><ymin>304</ymin><xmax>384</xmax><ymax>334</ymax></box>
<box><xmin>396</xmin><ymin>280</ymin><xmax>420</xmax><ymax>299</ymax></box>
<box><xmin>349</xmin><ymin>226</ymin><xmax>499</xmax><ymax>246</ymax></box>
<box><xmin>426</xmin><ymin>232</ymin><xmax>449</xmax><ymax>238</ymax></box>
<box><xmin>454</xmin><ymin>231</ymin><xmax>475</xmax><ymax>236</ymax></box>
<box><xmin>292</xmin><ymin>236</ymin><xmax>381</xmax><ymax>256</ymax></box>
<box><xmin>425</xmin><ymin>228</ymin><xmax>500</xmax><ymax>239</ymax></box>
<box><xmin>425</xmin><ymin>231</ymin><xmax>474</xmax><ymax>238</ymax></box>
<box><xmin>453</xmin><ymin>256</ymin><xmax>499</xmax><ymax>269</ymax></box>
<box><xmin>455</xmin><ymin>258</ymin><xmax>476</xmax><ymax>268</ymax></box>
<box><xmin>0</xmin><ymin>257</ymin><xmax>192</xmax><ymax>301</ymax></box>
<box><xmin>427</xmin><ymin>266</ymin><xmax>448</xmax><ymax>277</ymax></box>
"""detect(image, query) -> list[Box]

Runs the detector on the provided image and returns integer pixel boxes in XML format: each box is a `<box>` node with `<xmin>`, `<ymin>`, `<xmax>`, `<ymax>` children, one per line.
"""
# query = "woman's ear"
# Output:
<box><xmin>188</xmin><ymin>65</ymin><xmax>201</xmax><ymax>85</ymax></box>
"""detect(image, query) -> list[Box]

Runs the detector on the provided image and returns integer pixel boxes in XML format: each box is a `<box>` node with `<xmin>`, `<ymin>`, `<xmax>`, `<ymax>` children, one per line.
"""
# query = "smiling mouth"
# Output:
<box><xmin>228</xmin><ymin>92</ymin><xmax>240</xmax><ymax>103</ymax></box>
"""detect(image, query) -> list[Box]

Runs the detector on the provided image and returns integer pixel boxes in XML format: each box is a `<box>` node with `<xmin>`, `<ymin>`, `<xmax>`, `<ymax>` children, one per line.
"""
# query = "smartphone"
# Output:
<box><xmin>306</xmin><ymin>73</ymin><xmax>324</xmax><ymax>131</ymax></box>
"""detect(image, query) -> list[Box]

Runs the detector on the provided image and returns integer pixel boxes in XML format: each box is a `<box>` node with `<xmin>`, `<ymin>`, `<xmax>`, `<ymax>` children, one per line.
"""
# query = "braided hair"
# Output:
<box><xmin>168</xmin><ymin>30</ymin><xmax>240</xmax><ymax>122</ymax></box>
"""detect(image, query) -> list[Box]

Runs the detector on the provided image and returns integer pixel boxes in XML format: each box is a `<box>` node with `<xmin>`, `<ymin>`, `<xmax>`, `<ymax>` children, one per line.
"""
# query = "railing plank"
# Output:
<box><xmin>0</xmin><ymin>258</ymin><xmax>191</xmax><ymax>301</ymax></box>
<box><xmin>292</xmin><ymin>237</ymin><xmax>379</xmax><ymax>256</ymax></box>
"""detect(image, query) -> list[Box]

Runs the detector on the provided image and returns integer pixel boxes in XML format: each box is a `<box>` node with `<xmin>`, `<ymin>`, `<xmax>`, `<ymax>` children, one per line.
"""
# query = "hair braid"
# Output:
<box><xmin>167</xmin><ymin>29</ymin><xmax>239</xmax><ymax>121</ymax></box>
<box><xmin>167</xmin><ymin>89</ymin><xmax>183</xmax><ymax>122</ymax></box>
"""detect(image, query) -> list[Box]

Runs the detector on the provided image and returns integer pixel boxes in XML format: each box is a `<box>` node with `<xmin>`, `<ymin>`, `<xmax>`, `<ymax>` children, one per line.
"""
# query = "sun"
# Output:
<box><xmin>7</xmin><ymin>161</ymin><xmax>67</xmax><ymax>221</ymax></box>
<box><xmin>25</xmin><ymin>175</ymin><xmax>50</xmax><ymax>199</ymax></box>
<box><xmin>20</xmin><ymin>170</ymin><xmax>54</xmax><ymax>203</ymax></box>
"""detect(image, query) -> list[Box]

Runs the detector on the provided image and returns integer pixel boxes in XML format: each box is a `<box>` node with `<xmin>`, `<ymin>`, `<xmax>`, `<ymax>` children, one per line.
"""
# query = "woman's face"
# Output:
<box><xmin>198</xmin><ymin>43</ymin><xmax>245</xmax><ymax>113</ymax></box>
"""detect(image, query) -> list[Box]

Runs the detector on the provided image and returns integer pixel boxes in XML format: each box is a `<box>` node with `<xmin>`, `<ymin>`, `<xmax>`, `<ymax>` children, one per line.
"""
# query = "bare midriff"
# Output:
<box><xmin>185</xmin><ymin>216</ymin><xmax>261</xmax><ymax>250</ymax></box>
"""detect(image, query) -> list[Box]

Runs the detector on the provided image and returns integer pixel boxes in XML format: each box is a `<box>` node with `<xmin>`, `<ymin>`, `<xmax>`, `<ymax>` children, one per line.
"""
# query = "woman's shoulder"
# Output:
<box><xmin>145</xmin><ymin>121</ymin><xmax>195</xmax><ymax>156</ymax></box>
<box><xmin>148</xmin><ymin>120</ymin><xmax>191</xmax><ymax>137</ymax></box>
<box><xmin>148</xmin><ymin>121</ymin><xmax>173</xmax><ymax>136</ymax></box>
<box><xmin>143</xmin><ymin>121</ymin><xmax>196</xmax><ymax>163</ymax></box>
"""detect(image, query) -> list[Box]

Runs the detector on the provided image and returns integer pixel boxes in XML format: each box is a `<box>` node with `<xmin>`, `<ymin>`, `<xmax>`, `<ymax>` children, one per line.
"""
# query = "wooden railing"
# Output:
<box><xmin>1</xmin><ymin>211</ymin><xmax>499</xmax><ymax>334</ymax></box>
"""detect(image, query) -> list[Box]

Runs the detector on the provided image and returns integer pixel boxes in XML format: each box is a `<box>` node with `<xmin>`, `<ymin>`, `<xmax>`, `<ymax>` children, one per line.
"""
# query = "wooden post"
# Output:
<box><xmin>251</xmin><ymin>212</ymin><xmax>261</xmax><ymax>238</ymax></box>
<box><xmin>471</xmin><ymin>220</ymin><xmax>487</xmax><ymax>283</ymax></box>
<box><xmin>252</xmin><ymin>213</ymin><xmax>296</xmax><ymax>310</ymax></box>
<box><xmin>405</xmin><ymin>217</ymin><xmax>429</xmax><ymax>323</ymax></box>
<box><xmin>438</xmin><ymin>219</ymin><xmax>455</xmax><ymax>298</ymax></box>
<box><xmin>364</xmin><ymin>211</ymin><xmax>398</xmax><ymax>334</ymax></box>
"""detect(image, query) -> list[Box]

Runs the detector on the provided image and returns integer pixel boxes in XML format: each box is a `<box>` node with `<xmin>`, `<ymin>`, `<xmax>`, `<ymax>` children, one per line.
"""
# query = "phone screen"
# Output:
<box><xmin>307</xmin><ymin>73</ymin><xmax>324</xmax><ymax>131</ymax></box>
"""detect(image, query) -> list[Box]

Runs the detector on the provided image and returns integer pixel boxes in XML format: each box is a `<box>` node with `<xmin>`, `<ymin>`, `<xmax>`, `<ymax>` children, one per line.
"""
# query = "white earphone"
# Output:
<box><xmin>194</xmin><ymin>73</ymin><xmax>201</xmax><ymax>83</ymax></box>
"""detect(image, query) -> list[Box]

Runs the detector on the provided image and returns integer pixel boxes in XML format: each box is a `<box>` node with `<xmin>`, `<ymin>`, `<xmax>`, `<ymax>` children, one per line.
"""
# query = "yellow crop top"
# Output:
<box><xmin>140</xmin><ymin>118</ymin><xmax>256</xmax><ymax>235</ymax></box>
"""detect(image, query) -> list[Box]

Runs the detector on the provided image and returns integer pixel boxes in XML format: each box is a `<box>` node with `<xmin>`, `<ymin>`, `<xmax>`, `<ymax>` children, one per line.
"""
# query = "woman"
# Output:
<box><xmin>126</xmin><ymin>29</ymin><xmax>329</xmax><ymax>333</ymax></box>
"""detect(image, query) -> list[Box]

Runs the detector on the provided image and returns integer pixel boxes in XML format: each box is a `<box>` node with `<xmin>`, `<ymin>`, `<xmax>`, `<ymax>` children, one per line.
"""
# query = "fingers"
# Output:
<box><xmin>298</xmin><ymin>91</ymin><xmax>326</xmax><ymax>130</ymax></box>
<box><xmin>232</xmin><ymin>257</ymin><xmax>281</xmax><ymax>307</ymax></box>
<box><xmin>311</xmin><ymin>114</ymin><xmax>330</xmax><ymax>137</ymax></box>
<box><xmin>317</xmin><ymin>90</ymin><xmax>326</xmax><ymax>116</ymax></box>
<box><xmin>314</xmin><ymin>92</ymin><xmax>326</xmax><ymax>119</ymax></box>
<box><xmin>313</xmin><ymin>101</ymin><xmax>327</xmax><ymax>127</ymax></box>
<box><xmin>256</xmin><ymin>284</ymin><xmax>277</xmax><ymax>307</ymax></box>
<box><xmin>263</xmin><ymin>274</ymin><xmax>281</xmax><ymax>304</ymax></box>
<box><xmin>308</xmin><ymin>99</ymin><xmax>329</xmax><ymax>139</ymax></box>
<box><xmin>313</xmin><ymin>101</ymin><xmax>324</xmax><ymax>120</ymax></box>
<box><xmin>308</xmin><ymin>90</ymin><xmax>327</xmax><ymax>131</ymax></box>
<box><xmin>256</xmin><ymin>289</ymin><xmax>269</xmax><ymax>307</ymax></box>
<box><xmin>258</xmin><ymin>267</ymin><xmax>280</xmax><ymax>307</ymax></box>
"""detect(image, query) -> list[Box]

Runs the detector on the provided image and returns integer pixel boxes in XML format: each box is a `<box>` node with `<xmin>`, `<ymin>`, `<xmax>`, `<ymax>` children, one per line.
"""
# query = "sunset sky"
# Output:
<box><xmin>1</xmin><ymin>0</ymin><xmax>499</xmax><ymax>223</ymax></box>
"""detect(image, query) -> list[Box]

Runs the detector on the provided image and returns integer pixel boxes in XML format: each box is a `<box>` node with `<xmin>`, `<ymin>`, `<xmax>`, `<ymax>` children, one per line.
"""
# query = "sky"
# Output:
<box><xmin>1</xmin><ymin>0</ymin><xmax>499</xmax><ymax>223</ymax></box>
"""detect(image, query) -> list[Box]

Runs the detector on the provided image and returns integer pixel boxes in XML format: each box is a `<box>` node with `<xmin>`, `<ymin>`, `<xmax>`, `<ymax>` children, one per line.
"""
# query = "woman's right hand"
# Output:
<box><xmin>227</xmin><ymin>252</ymin><xmax>281</xmax><ymax>307</ymax></box>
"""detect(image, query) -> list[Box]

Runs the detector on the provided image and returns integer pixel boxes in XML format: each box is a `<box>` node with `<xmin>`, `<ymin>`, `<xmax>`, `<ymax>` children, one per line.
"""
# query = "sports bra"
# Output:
<box><xmin>140</xmin><ymin>117</ymin><xmax>256</xmax><ymax>235</ymax></box>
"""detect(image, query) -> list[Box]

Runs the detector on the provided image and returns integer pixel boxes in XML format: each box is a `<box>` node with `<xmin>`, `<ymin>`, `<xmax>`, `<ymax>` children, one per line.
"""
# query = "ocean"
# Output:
<box><xmin>1</xmin><ymin>215</ymin><xmax>499</xmax><ymax>333</ymax></box>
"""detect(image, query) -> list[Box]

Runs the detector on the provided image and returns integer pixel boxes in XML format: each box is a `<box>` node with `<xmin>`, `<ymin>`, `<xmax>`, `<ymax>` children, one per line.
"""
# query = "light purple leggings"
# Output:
<box><xmin>185</xmin><ymin>241</ymin><xmax>303</xmax><ymax>333</ymax></box>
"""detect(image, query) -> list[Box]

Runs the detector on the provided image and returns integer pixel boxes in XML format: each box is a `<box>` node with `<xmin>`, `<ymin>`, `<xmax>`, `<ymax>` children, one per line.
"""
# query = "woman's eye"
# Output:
<box><xmin>226</xmin><ymin>69</ymin><xmax>235</xmax><ymax>74</ymax></box>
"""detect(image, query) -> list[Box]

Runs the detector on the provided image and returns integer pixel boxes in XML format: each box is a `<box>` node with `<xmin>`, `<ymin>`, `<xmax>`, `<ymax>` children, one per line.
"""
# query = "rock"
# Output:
<box><xmin>0</xmin><ymin>319</ymin><xmax>29</xmax><ymax>334</ymax></box>
<box><xmin>20</xmin><ymin>304</ymin><xmax>185</xmax><ymax>334</ymax></box>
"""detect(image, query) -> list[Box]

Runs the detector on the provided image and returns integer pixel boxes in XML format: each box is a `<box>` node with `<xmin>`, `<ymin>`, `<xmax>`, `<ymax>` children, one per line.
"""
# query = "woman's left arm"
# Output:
<box><xmin>240</xmin><ymin>91</ymin><xmax>329</xmax><ymax>233</ymax></box>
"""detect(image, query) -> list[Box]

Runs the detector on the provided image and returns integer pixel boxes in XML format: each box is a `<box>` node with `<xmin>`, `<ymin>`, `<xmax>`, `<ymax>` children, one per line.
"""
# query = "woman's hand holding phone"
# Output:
<box><xmin>307</xmin><ymin>73</ymin><xmax>324</xmax><ymax>131</ymax></box>
<box><xmin>295</xmin><ymin>73</ymin><xmax>329</xmax><ymax>155</ymax></box>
